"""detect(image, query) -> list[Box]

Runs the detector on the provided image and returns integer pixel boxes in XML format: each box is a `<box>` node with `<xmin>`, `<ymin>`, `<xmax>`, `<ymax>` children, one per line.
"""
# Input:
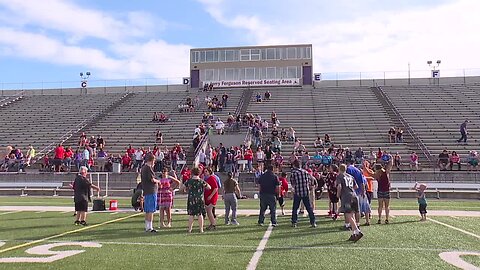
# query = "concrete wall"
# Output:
<box><xmin>315</xmin><ymin>76</ymin><xmax>480</xmax><ymax>88</ymax></box>
<box><xmin>0</xmin><ymin>84</ymin><xmax>190</xmax><ymax>96</ymax></box>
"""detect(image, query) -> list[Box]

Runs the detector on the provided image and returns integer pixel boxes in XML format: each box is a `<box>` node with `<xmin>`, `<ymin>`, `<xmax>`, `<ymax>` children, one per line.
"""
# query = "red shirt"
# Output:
<box><xmin>54</xmin><ymin>146</ymin><xmax>65</xmax><ymax>159</ymax></box>
<box><xmin>122</xmin><ymin>155</ymin><xmax>131</xmax><ymax>165</ymax></box>
<box><xmin>64</xmin><ymin>150</ymin><xmax>73</xmax><ymax>158</ymax></box>
<box><xmin>204</xmin><ymin>175</ymin><xmax>218</xmax><ymax>205</ymax></box>
<box><xmin>244</xmin><ymin>149</ymin><xmax>253</xmax><ymax>161</ymax></box>
<box><xmin>278</xmin><ymin>177</ymin><xmax>289</xmax><ymax>197</ymax></box>
<box><xmin>127</xmin><ymin>148</ymin><xmax>135</xmax><ymax>156</ymax></box>
<box><xmin>181</xmin><ymin>169</ymin><xmax>191</xmax><ymax>183</ymax></box>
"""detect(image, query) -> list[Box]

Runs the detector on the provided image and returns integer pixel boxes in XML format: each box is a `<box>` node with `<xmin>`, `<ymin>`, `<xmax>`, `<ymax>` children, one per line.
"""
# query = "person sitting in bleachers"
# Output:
<box><xmin>152</xmin><ymin>112</ymin><xmax>159</xmax><ymax>122</ymax></box>
<box><xmin>388</xmin><ymin>127</ymin><xmax>396</xmax><ymax>143</ymax></box>
<box><xmin>394</xmin><ymin>152</ymin><xmax>402</xmax><ymax>171</ymax></box>
<box><xmin>255</xmin><ymin>92</ymin><xmax>262</xmax><ymax>102</ymax></box>
<box><xmin>314</xmin><ymin>136</ymin><xmax>323</xmax><ymax>149</ymax></box>
<box><xmin>203</xmin><ymin>83</ymin><xmax>209</xmax><ymax>92</ymax></box>
<box><xmin>324</xmin><ymin>133</ymin><xmax>332</xmax><ymax>147</ymax></box>
<box><xmin>437</xmin><ymin>149</ymin><xmax>449</xmax><ymax>171</ymax></box>
<box><xmin>396</xmin><ymin>127</ymin><xmax>404</xmax><ymax>143</ymax></box>
<box><xmin>208</xmin><ymin>83</ymin><xmax>214</xmax><ymax>91</ymax></box>
<box><xmin>280</xmin><ymin>128</ymin><xmax>287</xmax><ymax>142</ymax></box>
<box><xmin>264</xmin><ymin>90</ymin><xmax>271</xmax><ymax>101</ymax></box>
<box><xmin>78</xmin><ymin>132</ymin><xmax>88</xmax><ymax>147</ymax></box>
<box><xmin>467</xmin><ymin>151</ymin><xmax>479</xmax><ymax>171</ymax></box>
<box><xmin>158</xmin><ymin>112</ymin><xmax>168</xmax><ymax>122</ymax></box>
<box><xmin>272</xmin><ymin>136</ymin><xmax>282</xmax><ymax>153</ymax></box>
<box><xmin>288</xmin><ymin>127</ymin><xmax>296</xmax><ymax>142</ymax></box>
<box><xmin>410</xmin><ymin>151</ymin><xmax>419</xmax><ymax>171</ymax></box>
<box><xmin>449</xmin><ymin>151</ymin><xmax>461</xmax><ymax>171</ymax></box>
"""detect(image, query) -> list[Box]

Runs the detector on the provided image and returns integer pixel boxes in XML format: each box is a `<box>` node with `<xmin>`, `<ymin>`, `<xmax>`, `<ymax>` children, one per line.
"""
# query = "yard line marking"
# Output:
<box><xmin>61</xmin><ymin>211</ymin><xmax>72</xmax><ymax>214</ymax></box>
<box><xmin>450</xmin><ymin>216</ymin><xmax>459</xmax><ymax>220</ymax></box>
<box><xmin>428</xmin><ymin>218</ymin><xmax>480</xmax><ymax>240</ymax></box>
<box><xmin>0</xmin><ymin>213</ymin><xmax>141</xmax><ymax>255</ymax></box>
<box><xmin>110</xmin><ymin>212</ymin><xmax>119</xmax><ymax>215</ymax></box>
<box><xmin>3</xmin><ymin>239</ymin><xmax>480</xmax><ymax>253</ymax></box>
<box><xmin>0</xmin><ymin>211</ymin><xmax>20</xmax><ymax>216</ymax></box>
<box><xmin>35</xmin><ymin>211</ymin><xmax>46</xmax><ymax>214</ymax></box>
<box><xmin>246</xmin><ymin>224</ymin><xmax>273</xmax><ymax>270</ymax></box>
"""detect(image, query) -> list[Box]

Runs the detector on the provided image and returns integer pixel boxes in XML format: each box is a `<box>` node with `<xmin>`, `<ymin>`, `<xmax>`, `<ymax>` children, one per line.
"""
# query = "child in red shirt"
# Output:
<box><xmin>277</xmin><ymin>172</ymin><xmax>289</xmax><ymax>216</ymax></box>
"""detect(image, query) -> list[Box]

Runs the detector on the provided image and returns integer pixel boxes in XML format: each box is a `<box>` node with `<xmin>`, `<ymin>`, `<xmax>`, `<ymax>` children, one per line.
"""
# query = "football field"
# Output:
<box><xmin>0</xmin><ymin>197</ymin><xmax>479</xmax><ymax>270</ymax></box>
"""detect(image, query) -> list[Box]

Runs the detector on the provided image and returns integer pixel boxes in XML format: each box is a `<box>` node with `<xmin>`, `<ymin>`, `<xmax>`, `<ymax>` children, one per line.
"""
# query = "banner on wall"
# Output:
<box><xmin>203</xmin><ymin>79</ymin><xmax>300</xmax><ymax>88</ymax></box>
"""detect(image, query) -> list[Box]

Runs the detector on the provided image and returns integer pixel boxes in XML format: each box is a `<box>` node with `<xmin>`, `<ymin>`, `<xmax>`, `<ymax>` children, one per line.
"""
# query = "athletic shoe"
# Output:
<box><xmin>354</xmin><ymin>231</ymin><xmax>364</xmax><ymax>242</ymax></box>
<box><xmin>150</xmin><ymin>229</ymin><xmax>158</xmax><ymax>233</ymax></box>
<box><xmin>79</xmin><ymin>221</ymin><xmax>88</xmax><ymax>226</ymax></box>
<box><xmin>231</xmin><ymin>221</ymin><xmax>240</xmax><ymax>226</ymax></box>
<box><xmin>291</xmin><ymin>223</ymin><xmax>298</xmax><ymax>228</ymax></box>
<box><xmin>377</xmin><ymin>219</ymin><xmax>381</xmax><ymax>224</ymax></box>
<box><xmin>348</xmin><ymin>234</ymin><xmax>356</xmax><ymax>241</ymax></box>
<box><xmin>385</xmin><ymin>219</ymin><xmax>389</xmax><ymax>224</ymax></box>
<box><xmin>74</xmin><ymin>220</ymin><xmax>80</xmax><ymax>226</ymax></box>
<box><xmin>271</xmin><ymin>223</ymin><xmax>278</xmax><ymax>227</ymax></box>
<box><xmin>257</xmin><ymin>223</ymin><xmax>264</xmax><ymax>226</ymax></box>
<box><xmin>225</xmin><ymin>221</ymin><xmax>231</xmax><ymax>225</ymax></box>
<box><xmin>310</xmin><ymin>223</ymin><xmax>317</xmax><ymax>228</ymax></box>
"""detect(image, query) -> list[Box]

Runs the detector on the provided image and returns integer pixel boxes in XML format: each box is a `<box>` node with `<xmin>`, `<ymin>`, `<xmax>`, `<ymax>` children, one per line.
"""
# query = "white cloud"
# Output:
<box><xmin>198</xmin><ymin>0</ymin><xmax>480</xmax><ymax>77</ymax></box>
<box><xmin>0</xmin><ymin>0</ymin><xmax>191</xmax><ymax>80</ymax></box>
<box><xmin>0</xmin><ymin>0</ymin><xmax>153</xmax><ymax>42</ymax></box>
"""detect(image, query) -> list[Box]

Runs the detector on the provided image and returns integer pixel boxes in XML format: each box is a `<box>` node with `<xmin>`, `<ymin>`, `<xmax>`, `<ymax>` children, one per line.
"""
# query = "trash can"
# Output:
<box><xmin>113</xmin><ymin>162</ymin><xmax>121</xmax><ymax>173</ymax></box>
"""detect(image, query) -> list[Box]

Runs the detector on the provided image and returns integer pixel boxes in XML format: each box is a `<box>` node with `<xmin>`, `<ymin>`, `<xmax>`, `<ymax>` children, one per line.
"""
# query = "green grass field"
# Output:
<box><xmin>0</xmin><ymin>196</ymin><xmax>479</xmax><ymax>270</ymax></box>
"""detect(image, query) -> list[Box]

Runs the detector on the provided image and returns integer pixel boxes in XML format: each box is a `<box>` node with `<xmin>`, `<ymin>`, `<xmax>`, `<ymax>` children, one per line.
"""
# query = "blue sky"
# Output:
<box><xmin>0</xmin><ymin>0</ymin><xmax>478</xmax><ymax>87</ymax></box>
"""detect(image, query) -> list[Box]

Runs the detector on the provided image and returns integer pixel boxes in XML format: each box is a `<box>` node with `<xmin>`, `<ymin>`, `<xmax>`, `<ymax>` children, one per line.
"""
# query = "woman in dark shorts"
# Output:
<box><xmin>374</xmin><ymin>158</ymin><xmax>393</xmax><ymax>224</ymax></box>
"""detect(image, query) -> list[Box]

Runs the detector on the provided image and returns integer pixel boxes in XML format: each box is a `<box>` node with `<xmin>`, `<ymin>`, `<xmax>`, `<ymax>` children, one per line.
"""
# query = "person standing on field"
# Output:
<box><xmin>336</xmin><ymin>164</ymin><xmax>363</xmax><ymax>242</ymax></box>
<box><xmin>223</xmin><ymin>172</ymin><xmax>242</xmax><ymax>225</ymax></box>
<box><xmin>73</xmin><ymin>166</ymin><xmax>100</xmax><ymax>226</ymax></box>
<box><xmin>141</xmin><ymin>153</ymin><xmax>161</xmax><ymax>233</ymax></box>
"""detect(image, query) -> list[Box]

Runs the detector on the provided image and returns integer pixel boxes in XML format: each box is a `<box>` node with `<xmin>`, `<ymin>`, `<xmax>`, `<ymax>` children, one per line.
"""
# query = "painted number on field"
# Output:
<box><xmin>0</xmin><ymin>242</ymin><xmax>101</xmax><ymax>263</ymax></box>
<box><xmin>439</xmin><ymin>252</ymin><xmax>480</xmax><ymax>270</ymax></box>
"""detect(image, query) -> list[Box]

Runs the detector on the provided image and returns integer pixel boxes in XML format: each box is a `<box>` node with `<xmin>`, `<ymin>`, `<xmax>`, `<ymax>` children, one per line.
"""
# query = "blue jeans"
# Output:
<box><xmin>247</xmin><ymin>160</ymin><xmax>253</xmax><ymax>171</ymax></box>
<box><xmin>291</xmin><ymin>194</ymin><xmax>316</xmax><ymax>225</ymax></box>
<box><xmin>258</xmin><ymin>193</ymin><xmax>277</xmax><ymax>225</ymax></box>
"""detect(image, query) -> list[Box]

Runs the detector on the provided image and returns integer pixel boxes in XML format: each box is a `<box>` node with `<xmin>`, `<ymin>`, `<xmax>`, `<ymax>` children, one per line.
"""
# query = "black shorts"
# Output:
<box><xmin>419</xmin><ymin>203</ymin><xmax>427</xmax><ymax>214</ymax></box>
<box><xmin>277</xmin><ymin>196</ymin><xmax>285</xmax><ymax>207</ymax></box>
<box><xmin>328</xmin><ymin>193</ymin><xmax>339</xmax><ymax>203</ymax></box>
<box><xmin>75</xmin><ymin>200</ymin><xmax>88</xmax><ymax>212</ymax></box>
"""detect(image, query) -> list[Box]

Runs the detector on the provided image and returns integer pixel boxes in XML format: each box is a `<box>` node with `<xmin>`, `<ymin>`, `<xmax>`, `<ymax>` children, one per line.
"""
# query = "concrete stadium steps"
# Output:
<box><xmin>61</xmin><ymin>89</ymin><xmax>244</xmax><ymax>156</ymax></box>
<box><xmin>383</xmin><ymin>85</ymin><xmax>480</xmax><ymax>158</ymax></box>
<box><xmin>244</xmin><ymin>86</ymin><xmax>412</xmax><ymax>158</ymax></box>
<box><xmin>0</xmin><ymin>93</ymin><xmax>125</xmax><ymax>152</ymax></box>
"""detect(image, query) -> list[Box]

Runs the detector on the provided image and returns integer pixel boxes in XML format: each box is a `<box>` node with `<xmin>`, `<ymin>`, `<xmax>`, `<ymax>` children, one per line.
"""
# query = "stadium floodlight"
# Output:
<box><xmin>86</xmin><ymin>71</ymin><xmax>91</xmax><ymax>76</ymax></box>
<box><xmin>436</xmin><ymin>60</ymin><xmax>441</xmax><ymax>65</ymax></box>
<box><xmin>80</xmin><ymin>71</ymin><xmax>91</xmax><ymax>80</ymax></box>
<box><xmin>427</xmin><ymin>60</ymin><xmax>432</xmax><ymax>65</ymax></box>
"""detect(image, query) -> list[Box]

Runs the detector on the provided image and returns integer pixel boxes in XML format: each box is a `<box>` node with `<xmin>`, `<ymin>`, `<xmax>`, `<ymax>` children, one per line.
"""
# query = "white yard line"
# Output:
<box><xmin>428</xmin><ymin>218</ymin><xmax>480</xmax><ymax>240</ymax></box>
<box><xmin>246</xmin><ymin>224</ymin><xmax>273</xmax><ymax>270</ymax></box>
<box><xmin>3</xmin><ymin>239</ymin><xmax>478</xmax><ymax>253</ymax></box>
<box><xmin>0</xmin><ymin>211</ymin><xmax>20</xmax><ymax>216</ymax></box>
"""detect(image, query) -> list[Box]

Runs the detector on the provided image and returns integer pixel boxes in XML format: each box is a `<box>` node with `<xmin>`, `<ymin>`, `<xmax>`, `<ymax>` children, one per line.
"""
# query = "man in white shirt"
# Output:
<box><xmin>134</xmin><ymin>148</ymin><xmax>144</xmax><ymax>173</ymax></box>
<box><xmin>82</xmin><ymin>147</ymin><xmax>90</xmax><ymax>170</ymax></box>
<box><xmin>215</xmin><ymin>119</ymin><xmax>225</xmax><ymax>135</ymax></box>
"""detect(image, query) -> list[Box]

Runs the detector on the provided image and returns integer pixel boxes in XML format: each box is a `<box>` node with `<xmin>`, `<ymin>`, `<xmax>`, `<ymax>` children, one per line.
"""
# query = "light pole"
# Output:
<box><xmin>80</xmin><ymin>71</ymin><xmax>91</xmax><ymax>94</ymax></box>
<box><xmin>427</xmin><ymin>60</ymin><xmax>441</xmax><ymax>85</ymax></box>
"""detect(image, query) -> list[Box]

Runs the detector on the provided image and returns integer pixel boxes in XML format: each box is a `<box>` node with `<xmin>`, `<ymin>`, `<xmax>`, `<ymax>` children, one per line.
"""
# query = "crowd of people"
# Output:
<box><xmin>0</xmin><ymin>145</ymin><xmax>35</xmax><ymax>172</ymax></box>
<box><xmin>122</xmin><ymin>149</ymin><xmax>417</xmax><ymax>243</ymax></box>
